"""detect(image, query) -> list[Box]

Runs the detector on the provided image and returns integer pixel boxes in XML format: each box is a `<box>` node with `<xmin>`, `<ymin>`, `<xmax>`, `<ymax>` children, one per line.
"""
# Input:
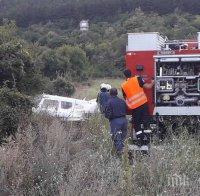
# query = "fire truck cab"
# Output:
<box><xmin>125</xmin><ymin>32</ymin><xmax>200</xmax><ymax>117</ymax></box>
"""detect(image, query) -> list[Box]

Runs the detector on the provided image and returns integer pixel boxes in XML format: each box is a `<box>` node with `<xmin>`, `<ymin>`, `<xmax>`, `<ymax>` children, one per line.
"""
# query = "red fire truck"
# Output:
<box><xmin>125</xmin><ymin>32</ymin><xmax>200</xmax><ymax>135</ymax></box>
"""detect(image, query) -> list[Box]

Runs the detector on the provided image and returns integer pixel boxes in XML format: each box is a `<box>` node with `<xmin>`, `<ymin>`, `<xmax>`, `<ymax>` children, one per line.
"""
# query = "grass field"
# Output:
<box><xmin>74</xmin><ymin>78</ymin><xmax>124</xmax><ymax>100</ymax></box>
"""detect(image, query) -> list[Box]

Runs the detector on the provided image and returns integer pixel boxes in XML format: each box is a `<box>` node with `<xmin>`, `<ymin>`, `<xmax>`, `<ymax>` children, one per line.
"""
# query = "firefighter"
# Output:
<box><xmin>121</xmin><ymin>69</ymin><xmax>154</xmax><ymax>153</ymax></box>
<box><xmin>96</xmin><ymin>83</ymin><xmax>110</xmax><ymax>113</ymax></box>
<box><xmin>105</xmin><ymin>88</ymin><xmax>128</xmax><ymax>156</ymax></box>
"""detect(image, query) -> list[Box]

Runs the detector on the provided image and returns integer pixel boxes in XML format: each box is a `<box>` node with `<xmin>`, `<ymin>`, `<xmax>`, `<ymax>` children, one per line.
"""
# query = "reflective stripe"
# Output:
<box><xmin>136</xmin><ymin>131</ymin><xmax>142</xmax><ymax>135</ymax></box>
<box><xmin>127</xmin><ymin>96</ymin><xmax>147</xmax><ymax>108</ymax></box>
<box><xmin>127</xmin><ymin>92</ymin><xmax>144</xmax><ymax>102</ymax></box>
<box><xmin>144</xmin><ymin>130</ymin><xmax>152</xmax><ymax>133</ymax></box>
<box><xmin>129</xmin><ymin>145</ymin><xmax>140</xmax><ymax>151</ymax></box>
<box><xmin>140</xmin><ymin>145</ymin><xmax>149</xmax><ymax>151</ymax></box>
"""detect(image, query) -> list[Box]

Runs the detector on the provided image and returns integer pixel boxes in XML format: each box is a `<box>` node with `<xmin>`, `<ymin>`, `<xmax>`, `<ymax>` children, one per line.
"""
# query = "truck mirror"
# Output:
<box><xmin>136</xmin><ymin>64</ymin><xmax>144</xmax><ymax>71</ymax></box>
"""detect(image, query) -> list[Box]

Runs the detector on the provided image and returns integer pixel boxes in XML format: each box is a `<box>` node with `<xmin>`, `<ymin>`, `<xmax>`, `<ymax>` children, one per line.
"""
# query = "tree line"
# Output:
<box><xmin>1</xmin><ymin>0</ymin><xmax>200</xmax><ymax>27</ymax></box>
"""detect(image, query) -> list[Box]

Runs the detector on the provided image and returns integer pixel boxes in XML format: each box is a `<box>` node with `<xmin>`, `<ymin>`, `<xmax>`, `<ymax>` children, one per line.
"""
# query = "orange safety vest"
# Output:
<box><xmin>121</xmin><ymin>76</ymin><xmax>147</xmax><ymax>109</ymax></box>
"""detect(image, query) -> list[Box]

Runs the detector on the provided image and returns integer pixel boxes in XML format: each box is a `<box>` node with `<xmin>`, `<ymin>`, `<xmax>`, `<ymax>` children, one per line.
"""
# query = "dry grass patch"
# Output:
<box><xmin>0</xmin><ymin>114</ymin><xmax>200</xmax><ymax>195</ymax></box>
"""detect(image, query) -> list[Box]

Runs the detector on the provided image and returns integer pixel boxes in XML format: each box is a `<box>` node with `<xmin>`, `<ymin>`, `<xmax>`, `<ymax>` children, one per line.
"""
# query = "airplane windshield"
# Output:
<box><xmin>42</xmin><ymin>99</ymin><xmax>59</xmax><ymax>110</ymax></box>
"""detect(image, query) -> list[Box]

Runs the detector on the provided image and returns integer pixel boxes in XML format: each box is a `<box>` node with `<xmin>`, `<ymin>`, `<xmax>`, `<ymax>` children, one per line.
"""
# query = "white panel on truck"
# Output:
<box><xmin>198</xmin><ymin>32</ymin><xmax>200</xmax><ymax>49</ymax></box>
<box><xmin>154</xmin><ymin>106</ymin><xmax>200</xmax><ymax>116</ymax></box>
<box><xmin>127</xmin><ymin>32</ymin><xmax>165</xmax><ymax>52</ymax></box>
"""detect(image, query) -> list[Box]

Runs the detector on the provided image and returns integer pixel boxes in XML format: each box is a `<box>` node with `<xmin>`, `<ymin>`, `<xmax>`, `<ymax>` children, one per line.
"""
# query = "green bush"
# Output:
<box><xmin>0</xmin><ymin>87</ymin><xmax>32</xmax><ymax>144</ymax></box>
<box><xmin>46</xmin><ymin>77</ymin><xmax>75</xmax><ymax>97</ymax></box>
<box><xmin>36</xmin><ymin>45</ymin><xmax>90</xmax><ymax>81</ymax></box>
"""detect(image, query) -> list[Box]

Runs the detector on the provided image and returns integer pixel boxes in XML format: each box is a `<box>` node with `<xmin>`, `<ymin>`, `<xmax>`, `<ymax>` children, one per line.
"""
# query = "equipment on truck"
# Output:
<box><xmin>125</xmin><ymin>32</ymin><xmax>200</xmax><ymax>137</ymax></box>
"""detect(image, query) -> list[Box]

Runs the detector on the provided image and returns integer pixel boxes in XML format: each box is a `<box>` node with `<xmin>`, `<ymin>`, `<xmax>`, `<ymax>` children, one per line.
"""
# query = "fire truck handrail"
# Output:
<box><xmin>127</xmin><ymin>32</ymin><xmax>160</xmax><ymax>35</ymax></box>
<box><xmin>165</xmin><ymin>41</ymin><xmax>198</xmax><ymax>44</ymax></box>
<box><xmin>154</xmin><ymin>54</ymin><xmax>200</xmax><ymax>58</ymax></box>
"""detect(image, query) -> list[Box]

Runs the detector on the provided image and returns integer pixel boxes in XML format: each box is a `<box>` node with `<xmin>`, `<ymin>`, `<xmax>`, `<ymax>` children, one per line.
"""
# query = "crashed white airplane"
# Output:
<box><xmin>32</xmin><ymin>94</ymin><xmax>98</xmax><ymax>121</ymax></box>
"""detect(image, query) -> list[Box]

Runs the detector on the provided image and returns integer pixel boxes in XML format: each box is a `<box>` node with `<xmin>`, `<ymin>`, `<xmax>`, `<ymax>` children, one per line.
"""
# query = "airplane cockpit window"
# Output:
<box><xmin>61</xmin><ymin>101</ymin><xmax>73</xmax><ymax>109</ymax></box>
<box><xmin>42</xmin><ymin>99</ymin><xmax>59</xmax><ymax>110</ymax></box>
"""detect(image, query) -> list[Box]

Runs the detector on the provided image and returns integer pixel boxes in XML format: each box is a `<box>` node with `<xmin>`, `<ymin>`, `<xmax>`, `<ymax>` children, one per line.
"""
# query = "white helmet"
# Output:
<box><xmin>106</xmin><ymin>84</ymin><xmax>112</xmax><ymax>91</ymax></box>
<box><xmin>100</xmin><ymin>83</ymin><xmax>107</xmax><ymax>89</ymax></box>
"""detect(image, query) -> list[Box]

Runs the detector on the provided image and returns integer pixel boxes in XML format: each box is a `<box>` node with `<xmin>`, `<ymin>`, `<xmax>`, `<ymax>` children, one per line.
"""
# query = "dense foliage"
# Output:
<box><xmin>0</xmin><ymin>21</ymin><xmax>42</xmax><ymax>143</ymax></box>
<box><xmin>18</xmin><ymin>9</ymin><xmax>200</xmax><ymax>78</ymax></box>
<box><xmin>1</xmin><ymin>1</ymin><xmax>200</xmax><ymax>80</ymax></box>
<box><xmin>0</xmin><ymin>87</ymin><xmax>32</xmax><ymax>144</ymax></box>
<box><xmin>1</xmin><ymin>0</ymin><xmax>200</xmax><ymax>27</ymax></box>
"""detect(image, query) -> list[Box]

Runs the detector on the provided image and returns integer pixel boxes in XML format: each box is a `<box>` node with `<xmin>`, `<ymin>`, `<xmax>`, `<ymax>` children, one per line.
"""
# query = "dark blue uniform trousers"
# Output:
<box><xmin>110</xmin><ymin>117</ymin><xmax>127</xmax><ymax>152</ymax></box>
